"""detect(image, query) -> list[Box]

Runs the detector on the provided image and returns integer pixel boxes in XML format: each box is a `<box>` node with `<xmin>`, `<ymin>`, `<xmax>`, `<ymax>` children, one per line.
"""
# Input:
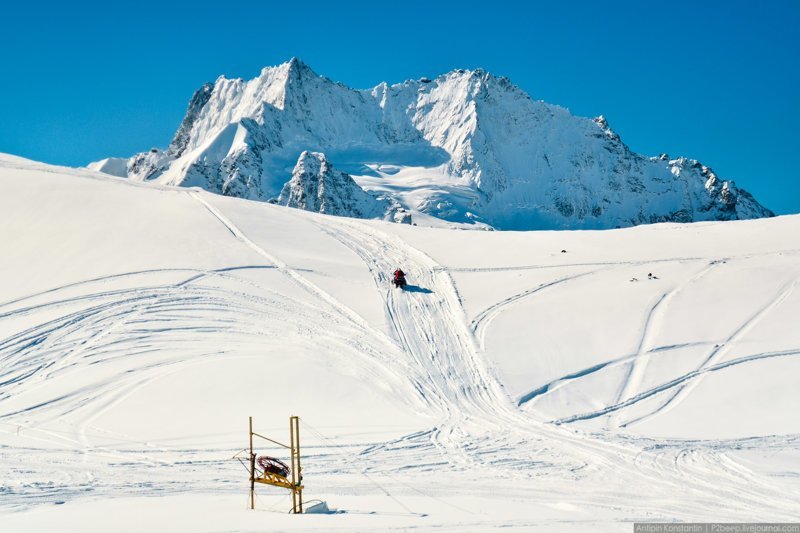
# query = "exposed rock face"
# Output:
<box><xmin>90</xmin><ymin>58</ymin><xmax>773</xmax><ymax>229</ymax></box>
<box><xmin>276</xmin><ymin>151</ymin><xmax>388</xmax><ymax>218</ymax></box>
<box><xmin>168</xmin><ymin>82</ymin><xmax>215</xmax><ymax>159</ymax></box>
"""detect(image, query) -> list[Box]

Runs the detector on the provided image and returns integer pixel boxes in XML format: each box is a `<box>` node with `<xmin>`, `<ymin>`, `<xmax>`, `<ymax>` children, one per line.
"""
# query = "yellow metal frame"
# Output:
<box><xmin>248</xmin><ymin>416</ymin><xmax>304</xmax><ymax>513</ymax></box>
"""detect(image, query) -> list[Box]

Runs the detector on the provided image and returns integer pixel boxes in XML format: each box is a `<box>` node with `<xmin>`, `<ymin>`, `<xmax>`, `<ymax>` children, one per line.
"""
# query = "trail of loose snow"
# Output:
<box><xmin>1</xmin><ymin>157</ymin><xmax>799</xmax><ymax>530</ymax></box>
<box><xmin>312</xmin><ymin>217</ymin><xmax>800</xmax><ymax>521</ymax></box>
<box><xmin>611</xmin><ymin>261</ymin><xmax>721</xmax><ymax>427</ymax></box>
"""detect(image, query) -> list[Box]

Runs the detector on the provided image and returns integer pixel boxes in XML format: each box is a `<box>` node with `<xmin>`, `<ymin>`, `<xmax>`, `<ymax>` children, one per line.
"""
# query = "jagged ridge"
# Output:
<box><xmin>89</xmin><ymin>58</ymin><xmax>773</xmax><ymax>230</ymax></box>
<box><xmin>275</xmin><ymin>151</ymin><xmax>389</xmax><ymax>219</ymax></box>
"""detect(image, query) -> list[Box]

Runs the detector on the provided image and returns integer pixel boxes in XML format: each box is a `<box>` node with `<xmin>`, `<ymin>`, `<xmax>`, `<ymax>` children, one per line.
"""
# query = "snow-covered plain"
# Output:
<box><xmin>1</xmin><ymin>154</ymin><xmax>798</xmax><ymax>531</ymax></box>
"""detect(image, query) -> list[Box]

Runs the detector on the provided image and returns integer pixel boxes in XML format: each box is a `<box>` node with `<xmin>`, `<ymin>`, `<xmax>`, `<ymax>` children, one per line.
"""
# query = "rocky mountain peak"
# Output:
<box><xmin>168</xmin><ymin>82</ymin><xmax>214</xmax><ymax>158</ymax></box>
<box><xmin>276</xmin><ymin>151</ymin><xmax>389</xmax><ymax>219</ymax></box>
<box><xmin>90</xmin><ymin>59</ymin><xmax>774</xmax><ymax>230</ymax></box>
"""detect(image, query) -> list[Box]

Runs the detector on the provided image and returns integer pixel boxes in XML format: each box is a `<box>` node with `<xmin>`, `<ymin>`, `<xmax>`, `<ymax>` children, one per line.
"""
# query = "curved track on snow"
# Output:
<box><xmin>314</xmin><ymin>218</ymin><xmax>800</xmax><ymax>519</ymax></box>
<box><xmin>2</xmin><ymin>191</ymin><xmax>798</xmax><ymax>520</ymax></box>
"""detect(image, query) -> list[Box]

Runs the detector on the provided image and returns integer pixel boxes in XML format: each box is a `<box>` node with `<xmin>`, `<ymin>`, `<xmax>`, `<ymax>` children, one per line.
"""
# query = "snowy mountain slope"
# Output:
<box><xmin>90</xmin><ymin>58</ymin><xmax>773</xmax><ymax>230</ymax></box>
<box><xmin>1</xmin><ymin>155</ymin><xmax>798</xmax><ymax>530</ymax></box>
<box><xmin>387</xmin><ymin>218</ymin><xmax>800</xmax><ymax>438</ymax></box>
<box><xmin>86</xmin><ymin>156</ymin><xmax>128</xmax><ymax>177</ymax></box>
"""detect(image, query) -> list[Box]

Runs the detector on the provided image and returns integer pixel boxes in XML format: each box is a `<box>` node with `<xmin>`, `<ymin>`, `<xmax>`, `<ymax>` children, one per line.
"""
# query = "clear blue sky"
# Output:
<box><xmin>1</xmin><ymin>0</ymin><xmax>798</xmax><ymax>214</ymax></box>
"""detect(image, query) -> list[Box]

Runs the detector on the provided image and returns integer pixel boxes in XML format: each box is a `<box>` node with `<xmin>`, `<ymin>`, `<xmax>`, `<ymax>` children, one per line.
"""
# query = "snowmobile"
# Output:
<box><xmin>392</xmin><ymin>269</ymin><xmax>407</xmax><ymax>289</ymax></box>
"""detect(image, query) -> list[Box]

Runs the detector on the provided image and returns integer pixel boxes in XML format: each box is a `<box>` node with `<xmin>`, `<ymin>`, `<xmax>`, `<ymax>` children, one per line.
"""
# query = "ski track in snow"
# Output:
<box><xmin>513</xmin><ymin>256</ymin><xmax>799</xmax><ymax>431</ymax></box>
<box><xmin>0</xmin><ymin>260</ymin><xmax>419</xmax><ymax>508</ymax></box>
<box><xmin>609</xmin><ymin>261</ymin><xmax>722</xmax><ymax>427</ymax></box>
<box><xmin>469</xmin><ymin>269</ymin><xmax>603</xmax><ymax>351</ymax></box>
<box><xmin>622</xmin><ymin>277</ymin><xmax>799</xmax><ymax>427</ymax></box>
<box><xmin>189</xmin><ymin>192</ymin><xmax>400</xmax><ymax>351</ymax></box>
<box><xmin>312</xmin><ymin>217</ymin><xmax>800</xmax><ymax>519</ymax></box>
<box><xmin>445</xmin><ymin>257</ymin><xmax>704</xmax><ymax>273</ymax></box>
<box><xmin>550</xmin><ymin>347</ymin><xmax>800</xmax><ymax>425</ymax></box>
<box><xmin>552</xmin><ymin>278</ymin><xmax>799</xmax><ymax>427</ymax></box>
<box><xmin>1</xmin><ymin>191</ymin><xmax>798</xmax><ymax>521</ymax></box>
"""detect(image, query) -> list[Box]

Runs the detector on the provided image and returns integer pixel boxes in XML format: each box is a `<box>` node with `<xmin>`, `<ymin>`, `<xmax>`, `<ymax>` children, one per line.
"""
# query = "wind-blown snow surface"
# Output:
<box><xmin>1</xmin><ymin>155</ymin><xmax>798</xmax><ymax>531</ymax></box>
<box><xmin>91</xmin><ymin>58</ymin><xmax>773</xmax><ymax>230</ymax></box>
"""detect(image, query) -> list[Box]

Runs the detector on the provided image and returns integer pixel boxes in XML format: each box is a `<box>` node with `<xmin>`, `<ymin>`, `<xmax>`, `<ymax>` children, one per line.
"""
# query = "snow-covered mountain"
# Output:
<box><xmin>89</xmin><ymin>58</ymin><xmax>773</xmax><ymax>229</ymax></box>
<box><xmin>275</xmin><ymin>151</ymin><xmax>390</xmax><ymax>219</ymax></box>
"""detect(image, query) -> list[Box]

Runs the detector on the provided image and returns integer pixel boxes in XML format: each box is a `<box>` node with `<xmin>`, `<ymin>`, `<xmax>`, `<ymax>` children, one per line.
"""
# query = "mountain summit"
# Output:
<box><xmin>89</xmin><ymin>59</ymin><xmax>773</xmax><ymax>229</ymax></box>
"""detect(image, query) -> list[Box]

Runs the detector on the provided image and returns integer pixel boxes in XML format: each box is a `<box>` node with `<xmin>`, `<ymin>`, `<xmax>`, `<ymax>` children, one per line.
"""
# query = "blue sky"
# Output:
<box><xmin>1</xmin><ymin>0</ymin><xmax>798</xmax><ymax>214</ymax></box>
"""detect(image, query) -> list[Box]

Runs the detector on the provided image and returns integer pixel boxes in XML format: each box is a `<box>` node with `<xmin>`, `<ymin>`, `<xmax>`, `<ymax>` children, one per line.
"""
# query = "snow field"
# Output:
<box><xmin>1</xmin><ymin>155</ymin><xmax>798</xmax><ymax>530</ymax></box>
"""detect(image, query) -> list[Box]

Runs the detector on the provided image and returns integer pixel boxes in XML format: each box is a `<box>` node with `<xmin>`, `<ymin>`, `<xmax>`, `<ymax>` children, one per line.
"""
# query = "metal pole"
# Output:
<box><xmin>294</xmin><ymin>416</ymin><xmax>303</xmax><ymax>513</ymax></box>
<box><xmin>249</xmin><ymin>416</ymin><xmax>254</xmax><ymax>510</ymax></box>
<box><xmin>289</xmin><ymin>415</ymin><xmax>297</xmax><ymax>513</ymax></box>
